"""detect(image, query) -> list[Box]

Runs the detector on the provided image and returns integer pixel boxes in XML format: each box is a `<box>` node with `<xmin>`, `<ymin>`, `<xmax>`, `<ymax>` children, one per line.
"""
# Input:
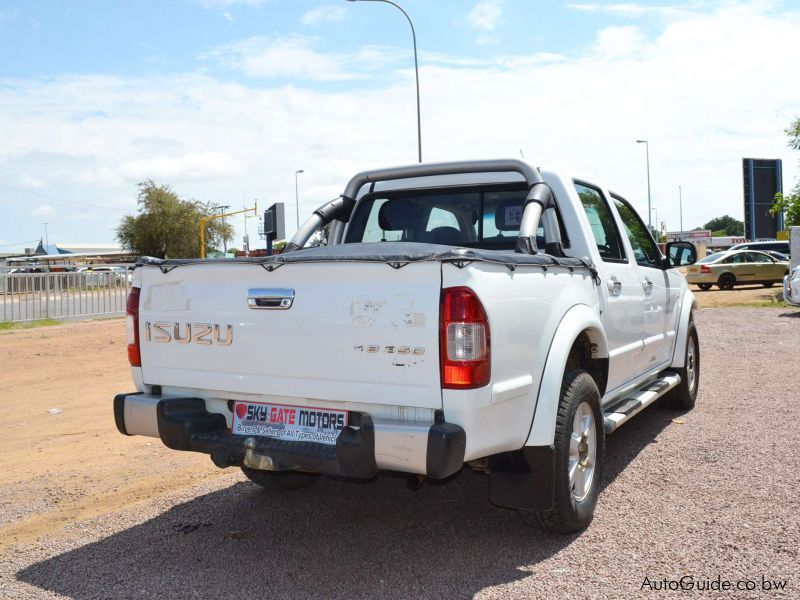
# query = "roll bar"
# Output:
<box><xmin>284</xmin><ymin>159</ymin><xmax>556</xmax><ymax>254</ymax></box>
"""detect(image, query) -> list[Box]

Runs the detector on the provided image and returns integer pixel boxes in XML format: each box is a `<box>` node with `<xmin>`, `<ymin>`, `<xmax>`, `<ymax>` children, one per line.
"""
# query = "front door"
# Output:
<box><xmin>611</xmin><ymin>194</ymin><xmax>676</xmax><ymax>370</ymax></box>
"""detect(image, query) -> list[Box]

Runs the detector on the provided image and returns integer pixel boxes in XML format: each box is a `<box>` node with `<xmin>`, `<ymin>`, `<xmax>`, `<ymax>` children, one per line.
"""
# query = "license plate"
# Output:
<box><xmin>231</xmin><ymin>401</ymin><xmax>348</xmax><ymax>446</ymax></box>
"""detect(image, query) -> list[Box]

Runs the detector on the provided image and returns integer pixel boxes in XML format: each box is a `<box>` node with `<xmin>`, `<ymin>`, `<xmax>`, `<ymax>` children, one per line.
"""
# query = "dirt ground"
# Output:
<box><xmin>690</xmin><ymin>282</ymin><xmax>785</xmax><ymax>308</ymax></box>
<box><xmin>0</xmin><ymin>319</ymin><xmax>227</xmax><ymax>552</ymax></box>
<box><xmin>1</xmin><ymin>310</ymin><xmax>798</xmax><ymax>598</ymax></box>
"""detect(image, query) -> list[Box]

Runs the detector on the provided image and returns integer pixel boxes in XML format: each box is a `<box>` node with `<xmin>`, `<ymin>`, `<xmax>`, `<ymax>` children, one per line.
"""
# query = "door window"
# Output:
<box><xmin>747</xmin><ymin>251</ymin><xmax>773</xmax><ymax>264</ymax></box>
<box><xmin>574</xmin><ymin>182</ymin><xmax>625</xmax><ymax>262</ymax></box>
<box><xmin>610</xmin><ymin>194</ymin><xmax>661</xmax><ymax>268</ymax></box>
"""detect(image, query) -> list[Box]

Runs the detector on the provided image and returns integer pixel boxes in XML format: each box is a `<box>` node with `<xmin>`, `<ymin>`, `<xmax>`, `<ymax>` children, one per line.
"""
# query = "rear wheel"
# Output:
<box><xmin>697</xmin><ymin>283</ymin><xmax>712</xmax><ymax>291</ymax></box>
<box><xmin>666</xmin><ymin>320</ymin><xmax>700</xmax><ymax>410</ymax></box>
<box><xmin>522</xmin><ymin>369</ymin><xmax>604</xmax><ymax>533</ymax></box>
<box><xmin>241</xmin><ymin>467</ymin><xmax>320</xmax><ymax>490</ymax></box>
<box><xmin>717</xmin><ymin>273</ymin><xmax>736</xmax><ymax>290</ymax></box>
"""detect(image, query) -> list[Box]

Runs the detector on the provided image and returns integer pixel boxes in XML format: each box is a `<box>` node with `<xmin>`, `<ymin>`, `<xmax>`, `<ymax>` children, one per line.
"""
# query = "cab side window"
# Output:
<box><xmin>611</xmin><ymin>194</ymin><xmax>661</xmax><ymax>268</ymax></box>
<box><xmin>574</xmin><ymin>182</ymin><xmax>625</xmax><ymax>262</ymax></box>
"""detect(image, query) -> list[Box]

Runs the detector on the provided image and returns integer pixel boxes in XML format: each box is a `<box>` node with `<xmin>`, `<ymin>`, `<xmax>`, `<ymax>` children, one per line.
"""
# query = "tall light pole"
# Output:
<box><xmin>295</xmin><ymin>169</ymin><xmax>304</xmax><ymax>230</ymax></box>
<box><xmin>42</xmin><ymin>223</ymin><xmax>49</xmax><ymax>250</ymax></box>
<box><xmin>678</xmin><ymin>186</ymin><xmax>683</xmax><ymax>241</ymax></box>
<box><xmin>347</xmin><ymin>0</ymin><xmax>422</xmax><ymax>163</ymax></box>
<box><xmin>636</xmin><ymin>140</ymin><xmax>652</xmax><ymax>228</ymax></box>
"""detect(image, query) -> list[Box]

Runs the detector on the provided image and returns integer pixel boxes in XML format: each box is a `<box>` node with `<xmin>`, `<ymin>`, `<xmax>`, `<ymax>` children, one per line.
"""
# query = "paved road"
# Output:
<box><xmin>2</xmin><ymin>308</ymin><xmax>799</xmax><ymax>598</ymax></box>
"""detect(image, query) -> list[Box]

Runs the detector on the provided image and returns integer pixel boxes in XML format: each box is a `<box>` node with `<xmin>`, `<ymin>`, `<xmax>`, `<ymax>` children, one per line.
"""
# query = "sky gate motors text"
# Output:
<box><xmin>245</xmin><ymin>405</ymin><xmax>346</xmax><ymax>430</ymax></box>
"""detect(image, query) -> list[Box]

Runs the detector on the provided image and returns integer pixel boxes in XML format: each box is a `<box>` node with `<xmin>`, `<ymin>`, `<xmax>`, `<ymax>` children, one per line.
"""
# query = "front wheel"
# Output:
<box><xmin>522</xmin><ymin>369</ymin><xmax>605</xmax><ymax>533</ymax></box>
<box><xmin>666</xmin><ymin>319</ymin><xmax>700</xmax><ymax>410</ymax></box>
<box><xmin>762</xmin><ymin>282</ymin><xmax>775</xmax><ymax>288</ymax></box>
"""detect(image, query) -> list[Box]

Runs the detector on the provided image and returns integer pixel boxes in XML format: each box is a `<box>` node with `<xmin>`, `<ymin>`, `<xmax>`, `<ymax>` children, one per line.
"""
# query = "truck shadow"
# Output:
<box><xmin>16</xmin><ymin>405</ymin><xmax>674</xmax><ymax>599</ymax></box>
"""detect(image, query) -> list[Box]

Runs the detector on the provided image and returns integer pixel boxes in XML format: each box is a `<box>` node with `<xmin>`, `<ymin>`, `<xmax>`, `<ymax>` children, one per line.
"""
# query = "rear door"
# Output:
<box><xmin>574</xmin><ymin>182</ymin><xmax>644</xmax><ymax>392</ymax></box>
<box><xmin>610</xmin><ymin>194</ymin><xmax>677</xmax><ymax>370</ymax></box>
<box><xmin>138</xmin><ymin>261</ymin><xmax>443</xmax><ymax>409</ymax></box>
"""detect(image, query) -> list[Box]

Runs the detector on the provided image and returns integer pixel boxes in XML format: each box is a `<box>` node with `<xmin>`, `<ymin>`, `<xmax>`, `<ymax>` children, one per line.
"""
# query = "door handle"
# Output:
<box><xmin>606</xmin><ymin>275</ymin><xmax>622</xmax><ymax>297</ymax></box>
<box><xmin>642</xmin><ymin>277</ymin><xmax>653</xmax><ymax>295</ymax></box>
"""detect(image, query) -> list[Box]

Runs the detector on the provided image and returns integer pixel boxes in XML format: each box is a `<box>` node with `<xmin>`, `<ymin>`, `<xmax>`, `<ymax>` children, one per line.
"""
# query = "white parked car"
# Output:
<box><xmin>115</xmin><ymin>160</ymin><xmax>700</xmax><ymax>533</ymax></box>
<box><xmin>785</xmin><ymin>266</ymin><xmax>800</xmax><ymax>306</ymax></box>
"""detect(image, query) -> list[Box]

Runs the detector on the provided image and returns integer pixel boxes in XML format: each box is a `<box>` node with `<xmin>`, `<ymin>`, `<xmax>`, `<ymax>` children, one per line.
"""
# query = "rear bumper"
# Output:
<box><xmin>114</xmin><ymin>393</ymin><xmax>466</xmax><ymax>480</ymax></box>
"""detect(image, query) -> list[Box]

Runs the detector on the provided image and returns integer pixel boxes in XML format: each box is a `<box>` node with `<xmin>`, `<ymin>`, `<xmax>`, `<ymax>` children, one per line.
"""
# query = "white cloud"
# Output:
<box><xmin>1</xmin><ymin>2</ymin><xmax>799</xmax><ymax>249</ymax></box>
<box><xmin>566</xmin><ymin>2</ymin><xmax>697</xmax><ymax>19</ymax></box>
<box><xmin>76</xmin><ymin>152</ymin><xmax>245</xmax><ymax>186</ymax></box>
<box><xmin>593</xmin><ymin>25</ymin><xmax>647</xmax><ymax>58</ymax></box>
<box><xmin>467</xmin><ymin>0</ymin><xmax>504</xmax><ymax>32</ymax></box>
<box><xmin>201</xmin><ymin>35</ymin><xmax>358</xmax><ymax>81</ymax></box>
<box><xmin>222</xmin><ymin>11</ymin><xmax>234</xmax><ymax>22</ymax></box>
<box><xmin>31</xmin><ymin>204</ymin><xmax>56</xmax><ymax>218</ymax></box>
<box><xmin>198</xmin><ymin>0</ymin><xmax>268</xmax><ymax>7</ymax></box>
<box><xmin>301</xmin><ymin>5</ymin><xmax>347</xmax><ymax>26</ymax></box>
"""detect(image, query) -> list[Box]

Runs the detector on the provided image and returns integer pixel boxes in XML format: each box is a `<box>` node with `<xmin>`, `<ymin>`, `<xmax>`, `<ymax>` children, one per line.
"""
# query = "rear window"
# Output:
<box><xmin>345</xmin><ymin>187</ymin><xmax>567</xmax><ymax>251</ymax></box>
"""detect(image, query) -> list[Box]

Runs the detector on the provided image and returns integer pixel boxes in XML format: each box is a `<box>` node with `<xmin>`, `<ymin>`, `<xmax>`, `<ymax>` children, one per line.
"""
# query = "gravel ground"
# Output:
<box><xmin>1</xmin><ymin>308</ymin><xmax>799</xmax><ymax>598</ymax></box>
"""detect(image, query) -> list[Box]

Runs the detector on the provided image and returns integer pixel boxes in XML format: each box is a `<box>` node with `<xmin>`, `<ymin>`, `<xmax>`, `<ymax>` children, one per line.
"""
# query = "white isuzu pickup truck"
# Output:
<box><xmin>115</xmin><ymin>160</ymin><xmax>700</xmax><ymax>533</ymax></box>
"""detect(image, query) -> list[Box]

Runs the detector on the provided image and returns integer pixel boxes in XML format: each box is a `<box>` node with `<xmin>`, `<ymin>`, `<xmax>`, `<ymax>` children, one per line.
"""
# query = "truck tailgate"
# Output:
<box><xmin>138</xmin><ymin>261</ymin><xmax>442</xmax><ymax>409</ymax></box>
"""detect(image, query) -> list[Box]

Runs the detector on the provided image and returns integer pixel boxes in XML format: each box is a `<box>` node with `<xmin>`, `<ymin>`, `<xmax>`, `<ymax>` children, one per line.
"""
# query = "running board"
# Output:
<box><xmin>603</xmin><ymin>372</ymin><xmax>681</xmax><ymax>434</ymax></box>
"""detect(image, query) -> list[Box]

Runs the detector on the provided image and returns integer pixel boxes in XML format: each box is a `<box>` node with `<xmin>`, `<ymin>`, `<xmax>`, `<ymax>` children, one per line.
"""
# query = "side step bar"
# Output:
<box><xmin>603</xmin><ymin>372</ymin><xmax>681</xmax><ymax>434</ymax></box>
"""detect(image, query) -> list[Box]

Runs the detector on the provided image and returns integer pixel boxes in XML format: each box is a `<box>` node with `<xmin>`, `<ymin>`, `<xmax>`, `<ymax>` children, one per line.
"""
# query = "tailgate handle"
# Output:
<box><xmin>247</xmin><ymin>288</ymin><xmax>295</xmax><ymax>310</ymax></box>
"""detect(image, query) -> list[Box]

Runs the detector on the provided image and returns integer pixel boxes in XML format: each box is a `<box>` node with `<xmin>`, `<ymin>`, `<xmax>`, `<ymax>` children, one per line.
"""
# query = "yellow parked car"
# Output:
<box><xmin>686</xmin><ymin>249</ymin><xmax>790</xmax><ymax>290</ymax></box>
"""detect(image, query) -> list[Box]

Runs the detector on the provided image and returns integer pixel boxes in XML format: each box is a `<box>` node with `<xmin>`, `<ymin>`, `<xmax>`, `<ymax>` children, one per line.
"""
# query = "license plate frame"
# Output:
<box><xmin>231</xmin><ymin>400</ymin><xmax>348</xmax><ymax>446</ymax></box>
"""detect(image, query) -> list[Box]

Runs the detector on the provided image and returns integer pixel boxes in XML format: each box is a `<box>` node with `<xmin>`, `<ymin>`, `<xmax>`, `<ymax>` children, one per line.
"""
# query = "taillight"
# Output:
<box><xmin>126</xmin><ymin>287</ymin><xmax>141</xmax><ymax>367</ymax></box>
<box><xmin>700</xmin><ymin>265</ymin><xmax>712</xmax><ymax>274</ymax></box>
<box><xmin>440</xmin><ymin>287</ymin><xmax>490</xmax><ymax>389</ymax></box>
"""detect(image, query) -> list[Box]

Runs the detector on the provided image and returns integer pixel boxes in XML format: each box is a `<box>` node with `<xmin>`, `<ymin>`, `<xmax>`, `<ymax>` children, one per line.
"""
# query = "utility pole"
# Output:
<box><xmin>678</xmin><ymin>186</ymin><xmax>683</xmax><ymax>241</ymax></box>
<box><xmin>42</xmin><ymin>223</ymin><xmax>49</xmax><ymax>250</ymax></box>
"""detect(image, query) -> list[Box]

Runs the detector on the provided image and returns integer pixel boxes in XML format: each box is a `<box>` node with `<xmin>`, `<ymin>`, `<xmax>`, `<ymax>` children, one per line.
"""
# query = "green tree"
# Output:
<box><xmin>771</xmin><ymin>117</ymin><xmax>800</xmax><ymax>228</ymax></box>
<box><xmin>116</xmin><ymin>180</ymin><xmax>233</xmax><ymax>258</ymax></box>
<box><xmin>703</xmin><ymin>215</ymin><xmax>744</xmax><ymax>236</ymax></box>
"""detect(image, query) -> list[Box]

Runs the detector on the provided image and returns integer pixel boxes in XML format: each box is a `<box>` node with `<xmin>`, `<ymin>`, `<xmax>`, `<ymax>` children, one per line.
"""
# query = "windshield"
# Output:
<box><xmin>698</xmin><ymin>252</ymin><xmax>723</xmax><ymax>263</ymax></box>
<box><xmin>344</xmin><ymin>187</ymin><xmax>550</xmax><ymax>251</ymax></box>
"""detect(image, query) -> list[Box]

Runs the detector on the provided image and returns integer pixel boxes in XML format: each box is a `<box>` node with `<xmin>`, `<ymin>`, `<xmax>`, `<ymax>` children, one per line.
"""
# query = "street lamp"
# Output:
<box><xmin>347</xmin><ymin>0</ymin><xmax>422</xmax><ymax>163</ymax></box>
<box><xmin>678</xmin><ymin>186</ymin><xmax>683</xmax><ymax>241</ymax></box>
<box><xmin>295</xmin><ymin>169</ymin><xmax>304</xmax><ymax>230</ymax></box>
<box><xmin>42</xmin><ymin>222</ymin><xmax>49</xmax><ymax>250</ymax></box>
<box><xmin>636</xmin><ymin>140</ymin><xmax>652</xmax><ymax>228</ymax></box>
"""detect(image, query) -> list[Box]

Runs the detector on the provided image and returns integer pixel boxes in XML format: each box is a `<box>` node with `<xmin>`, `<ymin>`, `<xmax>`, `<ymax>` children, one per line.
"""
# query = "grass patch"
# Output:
<box><xmin>717</xmin><ymin>292</ymin><xmax>786</xmax><ymax>308</ymax></box>
<box><xmin>0</xmin><ymin>318</ymin><xmax>63</xmax><ymax>331</ymax></box>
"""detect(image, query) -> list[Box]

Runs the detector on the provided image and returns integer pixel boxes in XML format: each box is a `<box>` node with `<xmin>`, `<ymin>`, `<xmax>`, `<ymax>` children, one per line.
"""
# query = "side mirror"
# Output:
<box><xmin>665</xmin><ymin>241</ymin><xmax>697</xmax><ymax>268</ymax></box>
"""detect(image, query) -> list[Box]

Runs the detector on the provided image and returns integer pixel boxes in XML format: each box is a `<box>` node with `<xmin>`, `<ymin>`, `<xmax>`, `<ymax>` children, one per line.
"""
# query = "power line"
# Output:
<box><xmin>0</xmin><ymin>239</ymin><xmax>40</xmax><ymax>248</ymax></box>
<box><xmin>0</xmin><ymin>183</ymin><xmax>130</xmax><ymax>214</ymax></box>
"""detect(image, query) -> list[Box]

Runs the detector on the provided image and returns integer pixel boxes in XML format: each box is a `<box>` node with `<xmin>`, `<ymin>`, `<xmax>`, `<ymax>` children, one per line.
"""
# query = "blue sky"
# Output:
<box><xmin>1</xmin><ymin>1</ymin><xmax>799</xmax><ymax>252</ymax></box>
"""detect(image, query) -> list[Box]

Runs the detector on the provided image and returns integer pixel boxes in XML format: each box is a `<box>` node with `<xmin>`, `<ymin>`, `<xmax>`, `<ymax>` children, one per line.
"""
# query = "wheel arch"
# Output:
<box><xmin>671</xmin><ymin>288</ymin><xmax>698</xmax><ymax>369</ymax></box>
<box><xmin>525</xmin><ymin>304</ymin><xmax>608</xmax><ymax>447</ymax></box>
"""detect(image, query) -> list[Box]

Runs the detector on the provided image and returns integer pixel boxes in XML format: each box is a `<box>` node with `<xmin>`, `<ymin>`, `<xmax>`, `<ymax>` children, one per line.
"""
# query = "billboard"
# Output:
<box><xmin>742</xmin><ymin>158</ymin><xmax>783</xmax><ymax>240</ymax></box>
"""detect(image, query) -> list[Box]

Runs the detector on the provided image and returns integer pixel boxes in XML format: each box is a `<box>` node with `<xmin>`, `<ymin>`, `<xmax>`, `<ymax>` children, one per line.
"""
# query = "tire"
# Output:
<box><xmin>762</xmin><ymin>282</ymin><xmax>775</xmax><ymax>288</ymax></box>
<box><xmin>241</xmin><ymin>467</ymin><xmax>320</xmax><ymax>490</ymax></box>
<box><xmin>697</xmin><ymin>283</ymin><xmax>712</xmax><ymax>291</ymax></box>
<box><xmin>522</xmin><ymin>369</ymin><xmax>605</xmax><ymax>533</ymax></box>
<box><xmin>665</xmin><ymin>320</ymin><xmax>700</xmax><ymax>410</ymax></box>
<box><xmin>717</xmin><ymin>273</ymin><xmax>736</xmax><ymax>290</ymax></box>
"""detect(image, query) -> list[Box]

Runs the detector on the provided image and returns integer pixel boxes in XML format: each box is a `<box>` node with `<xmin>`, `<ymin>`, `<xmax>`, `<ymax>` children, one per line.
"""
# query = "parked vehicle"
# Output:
<box><xmin>728</xmin><ymin>240</ymin><xmax>790</xmax><ymax>255</ymax></box>
<box><xmin>686</xmin><ymin>249</ymin><xmax>789</xmax><ymax>290</ymax></box>
<box><xmin>114</xmin><ymin>160</ymin><xmax>700</xmax><ymax>533</ymax></box>
<box><xmin>785</xmin><ymin>265</ymin><xmax>800</xmax><ymax>306</ymax></box>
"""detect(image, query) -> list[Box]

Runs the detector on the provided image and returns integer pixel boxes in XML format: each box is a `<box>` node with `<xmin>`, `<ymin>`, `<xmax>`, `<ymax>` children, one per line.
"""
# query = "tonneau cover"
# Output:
<box><xmin>139</xmin><ymin>243</ymin><xmax>596</xmax><ymax>276</ymax></box>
